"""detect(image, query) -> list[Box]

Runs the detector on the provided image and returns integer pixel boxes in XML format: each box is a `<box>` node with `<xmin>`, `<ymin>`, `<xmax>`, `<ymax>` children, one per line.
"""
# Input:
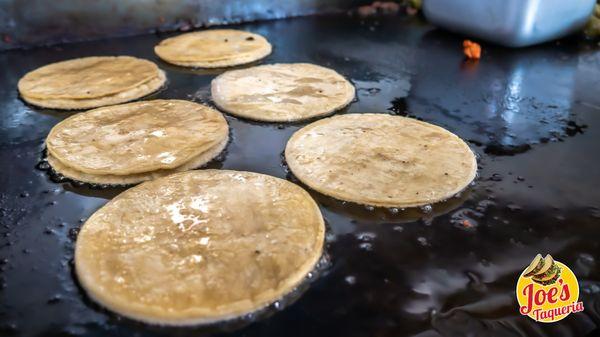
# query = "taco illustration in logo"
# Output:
<box><xmin>516</xmin><ymin>254</ymin><xmax>584</xmax><ymax>322</ymax></box>
<box><xmin>522</xmin><ymin>254</ymin><xmax>561</xmax><ymax>286</ymax></box>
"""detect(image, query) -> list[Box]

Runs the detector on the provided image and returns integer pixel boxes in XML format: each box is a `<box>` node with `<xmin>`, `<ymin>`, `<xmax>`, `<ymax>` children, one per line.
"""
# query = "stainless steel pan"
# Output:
<box><xmin>423</xmin><ymin>0</ymin><xmax>595</xmax><ymax>47</ymax></box>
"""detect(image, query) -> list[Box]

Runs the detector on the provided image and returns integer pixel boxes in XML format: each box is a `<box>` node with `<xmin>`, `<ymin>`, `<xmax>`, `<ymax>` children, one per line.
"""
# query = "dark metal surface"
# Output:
<box><xmin>0</xmin><ymin>0</ymin><xmax>369</xmax><ymax>50</ymax></box>
<box><xmin>2</xmin><ymin>14</ymin><xmax>600</xmax><ymax>337</ymax></box>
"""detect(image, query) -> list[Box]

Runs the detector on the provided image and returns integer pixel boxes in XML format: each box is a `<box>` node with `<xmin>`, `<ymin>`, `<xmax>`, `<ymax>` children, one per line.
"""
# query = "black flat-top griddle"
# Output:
<box><xmin>2</xmin><ymin>13</ymin><xmax>600</xmax><ymax>337</ymax></box>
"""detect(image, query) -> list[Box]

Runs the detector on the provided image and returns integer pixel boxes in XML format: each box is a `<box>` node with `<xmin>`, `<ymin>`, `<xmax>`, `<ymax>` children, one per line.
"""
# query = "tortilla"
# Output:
<box><xmin>155</xmin><ymin>29</ymin><xmax>272</xmax><ymax>68</ymax></box>
<box><xmin>285</xmin><ymin>113</ymin><xmax>477</xmax><ymax>208</ymax></box>
<box><xmin>21</xmin><ymin>70</ymin><xmax>166</xmax><ymax>110</ymax></box>
<box><xmin>46</xmin><ymin>100</ymin><xmax>228</xmax><ymax>184</ymax></box>
<box><xmin>47</xmin><ymin>135</ymin><xmax>228</xmax><ymax>185</ymax></box>
<box><xmin>211</xmin><ymin>63</ymin><xmax>355</xmax><ymax>122</ymax></box>
<box><xmin>18</xmin><ymin>56</ymin><xmax>166</xmax><ymax>109</ymax></box>
<box><xmin>75</xmin><ymin>170</ymin><xmax>325</xmax><ymax>325</ymax></box>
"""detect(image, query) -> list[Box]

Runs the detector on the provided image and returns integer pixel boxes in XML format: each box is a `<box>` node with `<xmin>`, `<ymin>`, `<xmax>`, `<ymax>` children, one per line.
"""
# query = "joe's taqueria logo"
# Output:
<box><xmin>516</xmin><ymin>254</ymin><xmax>584</xmax><ymax>323</ymax></box>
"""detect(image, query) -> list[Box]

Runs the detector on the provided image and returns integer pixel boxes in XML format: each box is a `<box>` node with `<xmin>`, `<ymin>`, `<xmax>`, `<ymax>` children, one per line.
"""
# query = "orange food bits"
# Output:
<box><xmin>461</xmin><ymin>219</ymin><xmax>474</xmax><ymax>228</ymax></box>
<box><xmin>463</xmin><ymin>40</ymin><xmax>481</xmax><ymax>60</ymax></box>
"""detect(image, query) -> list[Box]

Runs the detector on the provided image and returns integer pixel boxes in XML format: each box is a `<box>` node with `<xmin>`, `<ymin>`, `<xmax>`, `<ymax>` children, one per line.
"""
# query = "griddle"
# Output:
<box><xmin>1</xmin><ymin>13</ymin><xmax>600</xmax><ymax>337</ymax></box>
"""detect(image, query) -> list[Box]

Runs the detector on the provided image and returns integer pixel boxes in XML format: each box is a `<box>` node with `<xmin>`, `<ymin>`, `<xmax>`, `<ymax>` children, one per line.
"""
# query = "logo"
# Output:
<box><xmin>516</xmin><ymin>254</ymin><xmax>584</xmax><ymax>322</ymax></box>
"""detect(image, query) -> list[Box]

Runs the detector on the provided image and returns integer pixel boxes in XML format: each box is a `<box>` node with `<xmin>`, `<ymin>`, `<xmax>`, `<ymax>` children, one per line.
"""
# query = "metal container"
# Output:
<box><xmin>423</xmin><ymin>0</ymin><xmax>596</xmax><ymax>47</ymax></box>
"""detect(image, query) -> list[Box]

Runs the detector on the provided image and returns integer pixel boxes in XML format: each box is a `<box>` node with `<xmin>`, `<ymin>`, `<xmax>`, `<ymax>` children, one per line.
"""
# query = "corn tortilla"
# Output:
<box><xmin>285</xmin><ymin>113</ymin><xmax>477</xmax><ymax>208</ymax></box>
<box><xmin>46</xmin><ymin>135</ymin><xmax>228</xmax><ymax>185</ymax></box>
<box><xmin>211</xmin><ymin>63</ymin><xmax>355</xmax><ymax>122</ymax></box>
<box><xmin>75</xmin><ymin>170</ymin><xmax>325</xmax><ymax>325</ymax></box>
<box><xmin>18</xmin><ymin>56</ymin><xmax>166</xmax><ymax>109</ymax></box>
<box><xmin>155</xmin><ymin>29</ymin><xmax>272</xmax><ymax>68</ymax></box>
<box><xmin>46</xmin><ymin>100</ymin><xmax>228</xmax><ymax>184</ymax></box>
<box><xmin>21</xmin><ymin>70</ymin><xmax>166</xmax><ymax>110</ymax></box>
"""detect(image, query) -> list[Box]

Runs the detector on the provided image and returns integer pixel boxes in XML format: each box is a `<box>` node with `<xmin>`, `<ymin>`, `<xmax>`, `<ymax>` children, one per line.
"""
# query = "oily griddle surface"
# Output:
<box><xmin>1</xmin><ymin>14</ymin><xmax>600</xmax><ymax>337</ymax></box>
